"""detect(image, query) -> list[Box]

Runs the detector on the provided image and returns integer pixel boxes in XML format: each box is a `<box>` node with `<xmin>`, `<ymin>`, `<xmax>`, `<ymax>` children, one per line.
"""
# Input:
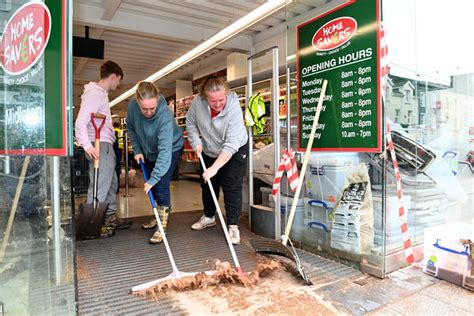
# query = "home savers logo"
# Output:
<box><xmin>312</xmin><ymin>16</ymin><xmax>357</xmax><ymax>53</ymax></box>
<box><xmin>1</xmin><ymin>2</ymin><xmax>51</xmax><ymax>76</ymax></box>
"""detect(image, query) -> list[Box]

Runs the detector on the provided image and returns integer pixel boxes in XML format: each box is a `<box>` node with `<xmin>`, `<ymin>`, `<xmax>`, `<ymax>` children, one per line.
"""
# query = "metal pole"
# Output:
<box><xmin>272</xmin><ymin>47</ymin><xmax>281</xmax><ymax>239</ymax></box>
<box><xmin>281</xmin><ymin>67</ymin><xmax>292</xmax><ymax>226</ymax></box>
<box><xmin>247</xmin><ymin>46</ymin><xmax>280</xmax><ymax>239</ymax></box>
<box><xmin>123</xmin><ymin>128</ymin><xmax>131</xmax><ymax>218</ymax></box>
<box><xmin>247</xmin><ymin>57</ymin><xmax>253</xmax><ymax>231</ymax></box>
<box><xmin>4</xmin><ymin>156</ymin><xmax>10</xmax><ymax>175</ymax></box>
<box><xmin>286</xmin><ymin>67</ymin><xmax>291</xmax><ymax>151</ymax></box>
<box><xmin>124</xmin><ymin>129</ymin><xmax>130</xmax><ymax>198</ymax></box>
<box><xmin>52</xmin><ymin>156</ymin><xmax>62</xmax><ymax>284</ymax></box>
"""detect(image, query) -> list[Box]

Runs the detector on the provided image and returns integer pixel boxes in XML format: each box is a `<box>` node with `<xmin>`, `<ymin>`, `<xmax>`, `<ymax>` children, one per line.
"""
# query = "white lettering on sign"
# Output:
<box><xmin>2</xmin><ymin>2</ymin><xmax>51</xmax><ymax>75</ymax></box>
<box><xmin>6</xmin><ymin>105</ymin><xmax>44</xmax><ymax>126</ymax></box>
<box><xmin>10</xmin><ymin>12</ymin><xmax>34</xmax><ymax>41</ymax></box>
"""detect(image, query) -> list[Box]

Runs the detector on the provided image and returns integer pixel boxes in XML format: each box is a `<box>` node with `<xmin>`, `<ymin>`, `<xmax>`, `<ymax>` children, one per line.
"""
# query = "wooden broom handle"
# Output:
<box><xmin>0</xmin><ymin>156</ymin><xmax>30</xmax><ymax>262</ymax></box>
<box><xmin>282</xmin><ymin>80</ymin><xmax>328</xmax><ymax>246</ymax></box>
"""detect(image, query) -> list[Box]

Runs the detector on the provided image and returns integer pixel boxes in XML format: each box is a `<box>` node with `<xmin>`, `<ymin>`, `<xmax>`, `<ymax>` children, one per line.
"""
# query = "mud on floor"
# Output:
<box><xmin>136</xmin><ymin>257</ymin><xmax>339</xmax><ymax>315</ymax></box>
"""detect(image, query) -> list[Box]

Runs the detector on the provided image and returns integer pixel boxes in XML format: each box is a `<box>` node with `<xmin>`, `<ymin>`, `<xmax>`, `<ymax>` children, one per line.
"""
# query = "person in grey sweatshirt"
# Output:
<box><xmin>186</xmin><ymin>76</ymin><xmax>248</xmax><ymax>244</ymax></box>
<box><xmin>127</xmin><ymin>81</ymin><xmax>184</xmax><ymax>244</ymax></box>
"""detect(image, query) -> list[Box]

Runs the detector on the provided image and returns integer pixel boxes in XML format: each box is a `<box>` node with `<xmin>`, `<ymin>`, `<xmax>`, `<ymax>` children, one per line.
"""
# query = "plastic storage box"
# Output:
<box><xmin>423</xmin><ymin>223</ymin><xmax>474</xmax><ymax>291</ymax></box>
<box><xmin>305</xmin><ymin>153</ymin><xmax>359</xmax><ymax>204</ymax></box>
<box><xmin>303</xmin><ymin>199</ymin><xmax>333</xmax><ymax>251</ymax></box>
<box><xmin>270</xmin><ymin>196</ymin><xmax>304</xmax><ymax>242</ymax></box>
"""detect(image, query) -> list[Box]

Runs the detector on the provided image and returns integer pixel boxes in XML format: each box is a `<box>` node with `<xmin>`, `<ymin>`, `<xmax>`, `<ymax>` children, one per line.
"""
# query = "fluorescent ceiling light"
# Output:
<box><xmin>109</xmin><ymin>0</ymin><xmax>292</xmax><ymax>107</ymax></box>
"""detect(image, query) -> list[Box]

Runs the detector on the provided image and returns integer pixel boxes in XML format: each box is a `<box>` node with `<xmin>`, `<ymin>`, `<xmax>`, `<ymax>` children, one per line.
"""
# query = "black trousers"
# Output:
<box><xmin>201</xmin><ymin>143</ymin><xmax>248</xmax><ymax>225</ymax></box>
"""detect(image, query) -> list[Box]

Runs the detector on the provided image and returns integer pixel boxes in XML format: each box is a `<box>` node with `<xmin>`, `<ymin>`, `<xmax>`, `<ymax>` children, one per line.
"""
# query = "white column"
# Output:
<box><xmin>176</xmin><ymin>80</ymin><xmax>193</xmax><ymax>99</ymax></box>
<box><xmin>227</xmin><ymin>52</ymin><xmax>249</xmax><ymax>81</ymax></box>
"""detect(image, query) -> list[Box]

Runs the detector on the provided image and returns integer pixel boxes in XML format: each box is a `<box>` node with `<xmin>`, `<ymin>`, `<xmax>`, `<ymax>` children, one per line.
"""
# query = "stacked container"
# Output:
<box><xmin>303</xmin><ymin>153</ymin><xmax>360</xmax><ymax>251</ymax></box>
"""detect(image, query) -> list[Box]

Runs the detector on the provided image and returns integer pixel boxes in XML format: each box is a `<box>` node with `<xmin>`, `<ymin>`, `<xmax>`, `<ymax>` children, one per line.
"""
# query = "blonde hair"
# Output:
<box><xmin>135</xmin><ymin>81</ymin><xmax>160</xmax><ymax>102</ymax></box>
<box><xmin>199</xmin><ymin>76</ymin><xmax>228</xmax><ymax>97</ymax></box>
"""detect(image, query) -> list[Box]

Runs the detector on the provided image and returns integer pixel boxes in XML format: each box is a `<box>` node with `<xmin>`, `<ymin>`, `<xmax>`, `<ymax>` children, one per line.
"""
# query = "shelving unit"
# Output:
<box><xmin>175</xmin><ymin>94</ymin><xmax>200</xmax><ymax>179</ymax></box>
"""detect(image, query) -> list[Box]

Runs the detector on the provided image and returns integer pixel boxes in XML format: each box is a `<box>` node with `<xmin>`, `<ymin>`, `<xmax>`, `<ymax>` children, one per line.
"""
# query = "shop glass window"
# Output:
<box><xmin>0</xmin><ymin>1</ymin><xmax>76</xmax><ymax>314</ymax></box>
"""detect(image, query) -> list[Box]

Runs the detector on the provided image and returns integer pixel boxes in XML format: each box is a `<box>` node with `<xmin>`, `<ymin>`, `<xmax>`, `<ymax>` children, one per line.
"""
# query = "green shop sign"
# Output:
<box><xmin>297</xmin><ymin>0</ymin><xmax>382</xmax><ymax>152</ymax></box>
<box><xmin>0</xmin><ymin>0</ymin><xmax>71</xmax><ymax>156</ymax></box>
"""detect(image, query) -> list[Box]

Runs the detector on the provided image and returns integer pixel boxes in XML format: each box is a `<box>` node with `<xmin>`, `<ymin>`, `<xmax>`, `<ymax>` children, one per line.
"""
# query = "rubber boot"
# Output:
<box><xmin>143</xmin><ymin>205</ymin><xmax>172</xmax><ymax>229</ymax></box>
<box><xmin>150</xmin><ymin>206</ymin><xmax>170</xmax><ymax>244</ymax></box>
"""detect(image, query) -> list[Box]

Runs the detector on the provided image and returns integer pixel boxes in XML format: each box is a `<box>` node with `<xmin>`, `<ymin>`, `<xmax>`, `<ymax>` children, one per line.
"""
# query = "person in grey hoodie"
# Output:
<box><xmin>127</xmin><ymin>81</ymin><xmax>184</xmax><ymax>244</ymax></box>
<box><xmin>186</xmin><ymin>76</ymin><xmax>248</xmax><ymax>244</ymax></box>
<box><xmin>75</xmin><ymin>60</ymin><xmax>132</xmax><ymax>238</ymax></box>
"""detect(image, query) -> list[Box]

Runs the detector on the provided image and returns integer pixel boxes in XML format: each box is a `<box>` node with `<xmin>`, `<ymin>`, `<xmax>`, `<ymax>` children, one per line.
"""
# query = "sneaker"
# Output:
<box><xmin>142</xmin><ymin>218</ymin><xmax>157</xmax><ymax>229</ymax></box>
<box><xmin>191</xmin><ymin>215</ymin><xmax>216</xmax><ymax>230</ymax></box>
<box><xmin>228</xmin><ymin>225</ymin><xmax>240</xmax><ymax>245</ymax></box>
<box><xmin>149</xmin><ymin>230</ymin><xmax>163</xmax><ymax>244</ymax></box>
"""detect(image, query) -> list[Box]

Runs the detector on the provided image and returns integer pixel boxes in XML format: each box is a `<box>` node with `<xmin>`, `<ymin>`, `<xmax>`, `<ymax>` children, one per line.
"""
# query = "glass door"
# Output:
<box><xmin>0</xmin><ymin>1</ymin><xmax>76</xmax><ymax>314</ymax></box>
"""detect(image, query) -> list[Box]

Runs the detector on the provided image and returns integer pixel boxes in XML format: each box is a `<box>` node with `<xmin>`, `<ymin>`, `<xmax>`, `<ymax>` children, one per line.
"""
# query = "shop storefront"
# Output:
<box><xmin>279</xmin><ymin>0</ymin><xmax>474</xmax><ymax>278</ymax></box>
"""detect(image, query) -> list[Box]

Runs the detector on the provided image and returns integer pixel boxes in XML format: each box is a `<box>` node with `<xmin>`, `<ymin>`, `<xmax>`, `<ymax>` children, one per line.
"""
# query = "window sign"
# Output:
<box><xmin>0</xmin><ymin>0</ymin><xmax>70</xmax><ymax>156</ymax></box>
<box><xmin>297</xmin><ymin>0</ymin><xmax>382</xmax><ymax>152</ymax></box>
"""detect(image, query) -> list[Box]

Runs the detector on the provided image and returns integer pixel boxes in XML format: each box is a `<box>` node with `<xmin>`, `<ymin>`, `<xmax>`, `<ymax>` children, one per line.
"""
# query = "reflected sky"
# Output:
<box><xmin>383</xmin><ymin>0</ymin><xmax>474</xmax><ymax>82</ymax></box>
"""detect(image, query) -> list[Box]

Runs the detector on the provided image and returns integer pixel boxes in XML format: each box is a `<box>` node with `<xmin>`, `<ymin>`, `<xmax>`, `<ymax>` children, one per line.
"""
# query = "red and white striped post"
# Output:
<box><xmin>386</xmin><ymin>123</ymin><xmax>414</xmax><ymax>264</ymax></box>
<box><xmin>272</xmin><ymin>149</ymin><xmax>299</xmax><ymax>197</ymax></box>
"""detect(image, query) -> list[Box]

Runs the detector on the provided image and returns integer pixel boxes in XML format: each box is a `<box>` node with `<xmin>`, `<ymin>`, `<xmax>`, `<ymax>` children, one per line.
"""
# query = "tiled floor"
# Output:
<box><xmin>73</xmin><ymin>175</ymin><xmax>226</xmax><ymax>219</ymax></box>
<box><xmin>115</xmin><ymin>177</ymin><xmax>226</xmax><ymax>219</ymax></box>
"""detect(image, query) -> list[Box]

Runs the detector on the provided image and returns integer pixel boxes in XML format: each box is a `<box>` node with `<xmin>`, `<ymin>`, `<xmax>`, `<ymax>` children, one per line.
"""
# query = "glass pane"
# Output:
<box><xmin>285</xmin><ymin>0</ymin><xmax>386</xmax><ymax>275</ymax></box>
<box><xmin>382</xmin><ymin>0</ymin><xmax>474</xmax><ymax>274</ymax></box>
<box><xmin>0</xmin><ymin>1</ymin><xmax>76</xmax><ymax>314</ymax></box>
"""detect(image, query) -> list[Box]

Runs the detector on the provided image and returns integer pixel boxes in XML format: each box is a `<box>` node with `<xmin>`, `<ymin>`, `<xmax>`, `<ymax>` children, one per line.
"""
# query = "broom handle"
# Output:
<box><xmin>0</xmin><ymin>156</ymin><xmax>30</xmax><ymax>263</ymax></box>
<box><xmin>199</xmin><ymin>155</ymin><xmax>242</xmax><ymax>272</ymax></box>
<box><xmin>139</xmin><ymin>161</ymin><xmax>179</xmax><ymax>273</ymax></box>
<box><xmin>282</xmin><ymin>80</ymin><xmax>327</xmax><ymax>246</ymax></box>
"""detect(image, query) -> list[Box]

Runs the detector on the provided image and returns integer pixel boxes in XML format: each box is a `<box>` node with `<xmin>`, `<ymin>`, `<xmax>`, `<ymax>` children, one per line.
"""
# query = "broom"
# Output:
<box><xmin>130</xmin><ymin>160</ymin><xmax>215</xmax><ymax>295</ymax></box>
<box><xmin>198</xmin><ymin>154</ymin><xmax>247</xmax><ymax>278</ymax></box>
<box><xmin>132</xmin><ymin>160</ymin><xmax>281</xmax><ymax>298</ymax></box>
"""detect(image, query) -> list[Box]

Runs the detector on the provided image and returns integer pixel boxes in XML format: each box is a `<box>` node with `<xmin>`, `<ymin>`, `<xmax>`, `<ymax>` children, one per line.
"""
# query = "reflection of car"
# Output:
<box><xmin>388</xmin><ymin>130</ymin><xmax>436</xmax><ymax>176</ymax></box>
<box><xmin>467</xmin><ymin>151</ymin><xmax>474</xmax><ymax>168</ymax></box>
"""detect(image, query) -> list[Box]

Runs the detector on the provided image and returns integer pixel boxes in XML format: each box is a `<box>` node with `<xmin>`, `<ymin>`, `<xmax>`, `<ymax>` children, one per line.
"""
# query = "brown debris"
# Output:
<box><xmin>76</xmin><ymin>255</ymin><xmax>90</xmax><ymax>281</ymax></box>
<box><xmin>133</xmin><ymin>257</ymin><xmax>281</xmax><ymax>300</ymax></box>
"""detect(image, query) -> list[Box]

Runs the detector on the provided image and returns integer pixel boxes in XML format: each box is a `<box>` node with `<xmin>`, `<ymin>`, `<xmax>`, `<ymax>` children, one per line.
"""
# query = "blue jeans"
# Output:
<box><xmin>144</xmin><ymin>148</ymin><xmax>183</xmax><ymax>207</ymax></box>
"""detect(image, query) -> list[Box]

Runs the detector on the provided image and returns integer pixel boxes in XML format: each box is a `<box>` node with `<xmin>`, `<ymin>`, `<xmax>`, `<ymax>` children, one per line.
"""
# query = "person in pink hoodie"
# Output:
<box><xmin>75</xmin><ymin>61</ymin><xmax>132</xmax><ymax>238</ymax></box>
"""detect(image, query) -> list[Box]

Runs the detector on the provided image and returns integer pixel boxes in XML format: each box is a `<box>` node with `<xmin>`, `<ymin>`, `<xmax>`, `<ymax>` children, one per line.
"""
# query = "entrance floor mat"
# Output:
<box><xmin>76</xmin><ymin>211</ymin><xmax>361</xmax><ymax>314</ymax></box>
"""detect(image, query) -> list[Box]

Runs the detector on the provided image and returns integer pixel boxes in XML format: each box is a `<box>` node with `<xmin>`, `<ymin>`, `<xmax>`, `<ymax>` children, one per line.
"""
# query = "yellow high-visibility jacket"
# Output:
<box><xmin>245</xmin><ymin>93</ymin><xmax>266</xmax><ymax>134</ymax></box>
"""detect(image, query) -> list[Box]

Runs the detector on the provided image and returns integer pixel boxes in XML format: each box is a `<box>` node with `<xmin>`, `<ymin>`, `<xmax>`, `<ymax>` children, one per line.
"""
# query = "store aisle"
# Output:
<box><xmin>116</xmin><ymin>179</ymin><xmax>206</xmax><ymax>218</ymax></box>
<box><xmin>73</xmin><ymin>170</ymin><xmax>225</xmax><ymax>220</ymax></box>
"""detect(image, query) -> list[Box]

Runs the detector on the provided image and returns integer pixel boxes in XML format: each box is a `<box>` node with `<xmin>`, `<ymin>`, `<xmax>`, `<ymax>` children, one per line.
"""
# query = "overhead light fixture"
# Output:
<box><xmin>109</xmin><ymin>0</ymin><xmax>292</xmax><ymax>107</ymax></box>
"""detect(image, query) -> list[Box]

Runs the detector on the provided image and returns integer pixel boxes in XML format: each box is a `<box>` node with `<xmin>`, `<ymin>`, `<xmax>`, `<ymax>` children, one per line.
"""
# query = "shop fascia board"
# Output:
<box><xmin>73</xmin><ymin>2</ymin><xmax>252</xmax><ymax>53</ymax></box>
